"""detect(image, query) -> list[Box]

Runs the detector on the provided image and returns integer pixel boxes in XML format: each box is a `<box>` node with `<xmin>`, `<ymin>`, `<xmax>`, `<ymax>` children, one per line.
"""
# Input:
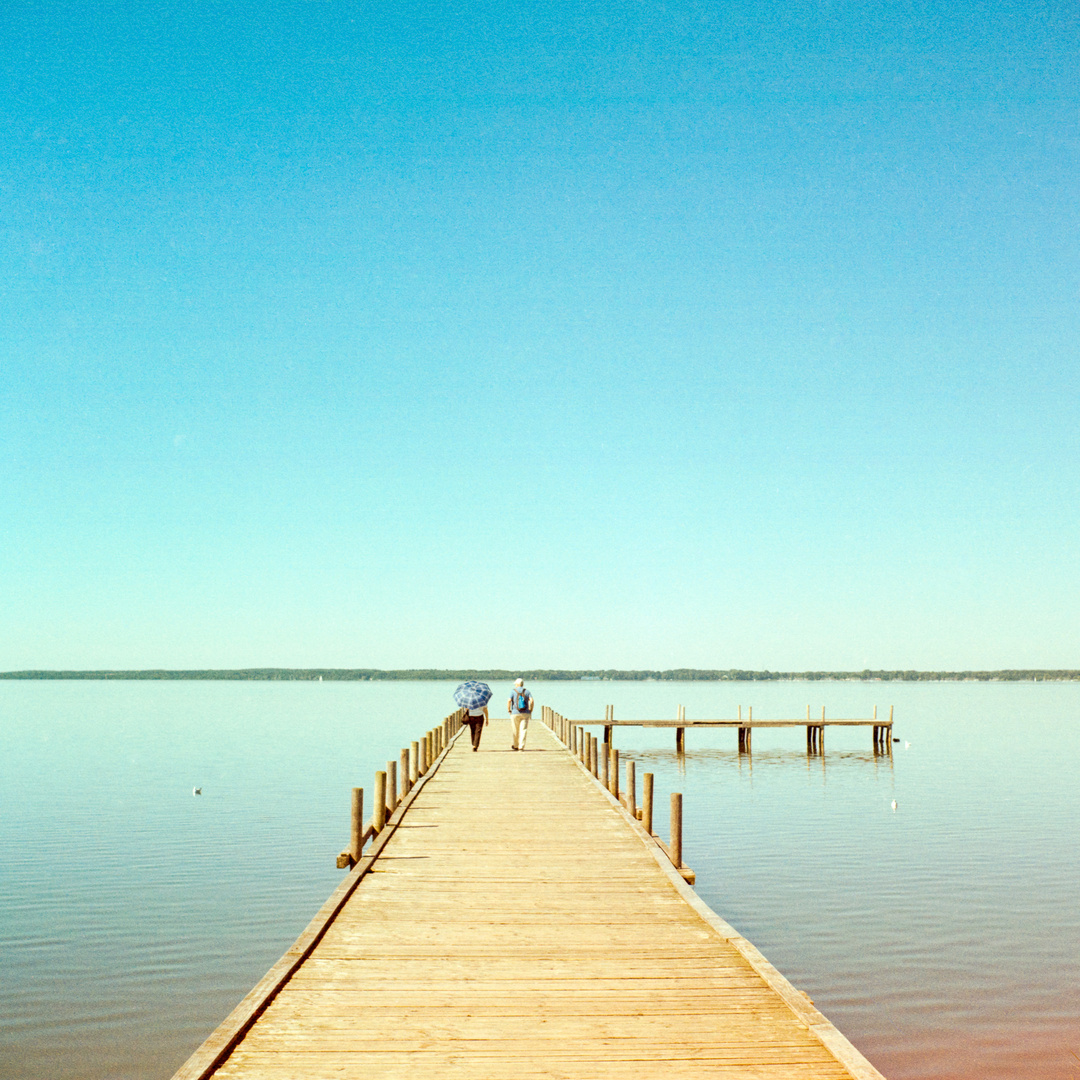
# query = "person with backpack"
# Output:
<box><xmin>507</xmin><ymin>678</ymin><xmax>533</xmax><ymax>751</ymax></box>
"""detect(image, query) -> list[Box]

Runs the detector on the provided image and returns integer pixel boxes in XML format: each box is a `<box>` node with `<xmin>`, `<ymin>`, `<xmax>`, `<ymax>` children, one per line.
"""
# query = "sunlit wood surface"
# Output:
<box><xmin>210</xmin><ymin>719</ymin><xmax>880</xmax><ymax>1079</ymax></box>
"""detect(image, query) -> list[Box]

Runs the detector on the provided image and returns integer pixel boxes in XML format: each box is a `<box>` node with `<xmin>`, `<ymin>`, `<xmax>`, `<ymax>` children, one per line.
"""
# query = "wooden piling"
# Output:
<box><xmin>373</xmin><ymin>771</ymin><xmax>387</xmax><ymax>833</ymax></box>
<box><xmin>400</xmin><ymin>749</ymin><xmax>410</xmax><ymax>796</ymax></box>
<box><xmin>670</xmin><ymin>792</ymin><xmax>683</xmax><ymax>869</ymax></box>
<box><xmin>350</xmin><ymin>787</ymin><xmax>363</xmax><ymax>862</ymax></box>
<box><xmin>600</xmin><ymin>740</ymin><xmax>609</xmax><ymax>789</ymax></box>
<box><xmin>410</xmin><ymin>741</ymin><xmax>419</xmax><ymax>784</ymax></box>
<box><xmin>610</xmin><ymin>747</ymin><xmax>619</xmax><ymax>798</ymax></box>
<box><xmin>626</xmin><ymin>759</ymin><xmax>636</xmax><ymax>817</ymax></box>
<box><xmin>386</xmin><ymin>761</ymin><xmax>397</xmax><ymax>812</ymax></box>
<box><xmin>643</xmin><ymin>772</ymin><xmax>654</xmax><ymax>836</ymax></box>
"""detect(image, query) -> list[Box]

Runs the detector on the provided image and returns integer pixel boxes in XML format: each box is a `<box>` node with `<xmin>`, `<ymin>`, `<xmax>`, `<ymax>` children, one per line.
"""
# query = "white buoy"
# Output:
<box><xmin>891</xmin><ymin>799</ymin><xmax>897</xmax><ymax>811</ymax></box>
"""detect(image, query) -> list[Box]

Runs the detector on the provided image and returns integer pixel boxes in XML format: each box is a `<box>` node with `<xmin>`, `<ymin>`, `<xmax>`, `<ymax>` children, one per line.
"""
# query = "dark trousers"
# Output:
<box><xmin>464</xmin><ymin>717</ymin><xmax>484</xmax><ymax>749</ymax></box>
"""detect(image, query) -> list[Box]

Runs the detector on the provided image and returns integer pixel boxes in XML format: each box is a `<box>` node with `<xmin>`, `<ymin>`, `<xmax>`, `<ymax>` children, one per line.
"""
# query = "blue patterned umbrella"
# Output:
<box><xmin>454</xmin><ymin>680</ymin><xmax>492</xmax><ymax>709</ymax></box>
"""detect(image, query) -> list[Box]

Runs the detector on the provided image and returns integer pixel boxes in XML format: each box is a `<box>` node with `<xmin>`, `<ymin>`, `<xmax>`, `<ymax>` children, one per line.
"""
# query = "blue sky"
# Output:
<box><xmin>2</xmin><ymin>0</ymin><xmax>1077</xmax><ymax>670</ymax></box>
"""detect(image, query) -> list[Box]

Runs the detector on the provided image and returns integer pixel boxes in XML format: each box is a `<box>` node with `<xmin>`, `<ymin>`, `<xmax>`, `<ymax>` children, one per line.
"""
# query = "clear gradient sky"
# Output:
<box><xmin>2</xmin><ymin>0</ymin><xmax>1077</xmax><ymax>671</ymax></box>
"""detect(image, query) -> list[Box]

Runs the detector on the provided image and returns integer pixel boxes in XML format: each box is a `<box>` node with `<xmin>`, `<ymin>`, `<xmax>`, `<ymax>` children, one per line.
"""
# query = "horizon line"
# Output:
<box><xmin>2</xmin><ymin>667</ymin><xmax>1078</xmax><ymax>682</ymax></box>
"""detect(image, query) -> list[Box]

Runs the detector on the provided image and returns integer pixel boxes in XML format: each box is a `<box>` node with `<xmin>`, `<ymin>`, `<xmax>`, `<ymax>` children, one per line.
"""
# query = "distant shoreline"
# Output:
<box><xmin>1</xmin><ymin>668</ymin><xmax>1077</xmax><ymax>682</ymax></box>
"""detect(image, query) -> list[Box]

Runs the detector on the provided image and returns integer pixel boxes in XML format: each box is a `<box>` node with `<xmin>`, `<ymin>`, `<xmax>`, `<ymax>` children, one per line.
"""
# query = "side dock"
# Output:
<box><xmin>172</xmin><ymin>712</ymin><xmax>887</xmax><ymax>1080</ymax></box>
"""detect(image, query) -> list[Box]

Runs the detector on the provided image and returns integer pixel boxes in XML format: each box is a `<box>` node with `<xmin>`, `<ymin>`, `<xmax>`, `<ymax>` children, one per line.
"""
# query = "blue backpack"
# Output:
<box><xmin>514</xmin><ymin>688</ymin><xmax>530</xmax><ymax>712</ymax></box>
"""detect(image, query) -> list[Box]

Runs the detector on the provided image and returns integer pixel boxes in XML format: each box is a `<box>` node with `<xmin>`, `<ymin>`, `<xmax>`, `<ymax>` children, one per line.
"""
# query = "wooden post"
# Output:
<box><xmin>373</xmin><ymin>771</ymin><xmax>387</xmax><ymax>833</ymax></box>
<box><xmin>350</xmin><ymin>787</ymin><xmax>363</xmax><ymax>862</ymax></box>
<box><xmin>610</xmin><ymin>747</ymin><xmax>619</xmax><ymax>798</ymax></box>
<box><xmin>675</xmin><ymin>726</ymin><xmax>685</xmax><ymax>752</ymax></box>
<box><xmin>600</xmin><ymin>740</ymin><xmax>609</xmax><ymax>788</ymax></box>
<box><xmin>400</xmin><ymin>749</ymin><xmax>410</xmax><ymax>795</ymax></box>
<box><xmin>410</xmin><ymin>741</ymin><xmax>419</xmax><ymax>784</ymax></box>
<box><xmin>626</xmin><ymin>759</ymin><xmax>636</xmax><ymax>817</ymax></box>
<box><xmin>670</xmin><ymin>792</ymin><xmax>683</xmax><ymax>869</ymax></box>
<box><xmin>386</xmin><ymin>760</ymin><xmax>397</xmax><ymax>812</ymax></box>
<box><xmin>590</xmin><ymin>735</ymin><xmax>598</xmax><ymax>778</ymax></box>
<box><xmin>418</xmin><ymin>739</ymin><xmax>428</xmax><ymax>777</ymax></box>
<box><xmin>604</xmin><ymin>724</ymin><xmax>612</xmax><ymax>746</ymax></box>
<box><xmin>643</xmin><ymin>772</ymin><xmax>654</xmax><ymax>836</ymax></box>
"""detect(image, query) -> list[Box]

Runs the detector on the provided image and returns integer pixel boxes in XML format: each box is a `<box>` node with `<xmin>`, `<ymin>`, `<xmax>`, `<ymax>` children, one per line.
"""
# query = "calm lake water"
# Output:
<box><xmin>1</xmin><ymin>680</ymin><xmax>1077</xmax><ymax>1080</ymax></box>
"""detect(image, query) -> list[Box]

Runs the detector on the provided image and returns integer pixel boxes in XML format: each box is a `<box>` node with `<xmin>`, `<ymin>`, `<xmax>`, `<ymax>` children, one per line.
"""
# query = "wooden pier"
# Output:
<box><xmin>585</xmin><ymin>704</ymin><xmax>895</xmax><ymax>755</ymax></box>
<box><xmin>172</xmin><ymin>709</ymin><xmax>887</xmax><ymax>1080</ymax></box>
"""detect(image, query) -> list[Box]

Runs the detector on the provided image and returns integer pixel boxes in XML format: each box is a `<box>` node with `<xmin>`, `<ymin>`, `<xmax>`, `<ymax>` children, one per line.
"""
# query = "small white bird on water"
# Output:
<box><xmin>193</xmin><ymin>787</ymin><xmax>202</xmax><ymax>796</ymax></box>
<box><xmin>905</xmin><ymin>741</ymin><xmax>911</xmax><ymax>749</ymax></box>
<box><xmin>891</xmin><ymin>799</ymin><xmax>897</xmax><ymax>811</ymax></box>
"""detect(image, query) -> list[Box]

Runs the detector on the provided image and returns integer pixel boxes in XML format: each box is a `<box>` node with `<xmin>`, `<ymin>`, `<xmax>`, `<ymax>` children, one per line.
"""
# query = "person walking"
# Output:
<box><xmin>453</xmin><ymin>680</ymin><xmax>493</xmax><ymax>753</ymax></box>
<box><xmin>507</xmin><ymin>678</ymin><xmax>533</xmax><ymax>751</ymax></box>
<box><xmin>463</xmin><ymin>704</ymin><xmax>488</xmax><ymax>751</ymax></box>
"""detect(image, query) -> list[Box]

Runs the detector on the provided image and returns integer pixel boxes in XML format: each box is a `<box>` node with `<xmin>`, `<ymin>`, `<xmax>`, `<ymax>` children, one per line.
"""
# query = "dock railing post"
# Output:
<box><xmin>350</xmin><ymin>787</ymin><xmax>363</xmax><ymax>862</ymax></box>
<box><xmin>373</xmin><ymin>771</ymin><xmax>387</xmax><ymax>833</ymax></box>
<box><xmin>410</xmin><ymin>741</ymin><xmax>419</xmax><ymax>784</ymax></box>
<box><xmin>386</xmin><ymin>761</ymin><xmax>397</xmax><ymax>813</ymax></box>
<box><xmin>590</xmin><ymin>735</ymin><xmax>598</xmax><ymax>777</ymax></box>
<box><xmin>400</xmin><ymin>749</ymin><xmax>410</xmax><ymax>796</ymax></box>
<box><xmin>671</xmin><ymin>792</ymin><xmax>683</xmax><ymax>869</ymax></box>
<box><xmin>643</xmin><ymin>772</ymin><xmax>654</xmax><ymax>836</ymax></box>
<box><xmin>610</xmin><ymin>747</ymin><xmax>619</xmax><ymax>798</ymax></box>
<box><xmin>626</xmin><ymin>759</ymin><xmax>636</xmax><ymax>817</ymax></box>
<box><xmin>600</xmin><ymin>741</ymin><xmax>609</xmax><ymax>789</ymax></box>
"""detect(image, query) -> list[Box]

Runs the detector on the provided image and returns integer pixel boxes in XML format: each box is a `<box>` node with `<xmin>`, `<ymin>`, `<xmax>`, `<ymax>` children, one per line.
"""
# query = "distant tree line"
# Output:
<box><xmin>2</xmin><ymin>668</ymin><xmax>1078</xmax><ymax>682</ymax></box>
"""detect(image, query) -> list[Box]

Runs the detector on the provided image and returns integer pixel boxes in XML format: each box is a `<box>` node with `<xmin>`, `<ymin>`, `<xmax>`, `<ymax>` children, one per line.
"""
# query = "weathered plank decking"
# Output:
<box><xmin>172</xmin><ymin>716</ymin><xmax>886</xmax><ymax>1080</ymax></box>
